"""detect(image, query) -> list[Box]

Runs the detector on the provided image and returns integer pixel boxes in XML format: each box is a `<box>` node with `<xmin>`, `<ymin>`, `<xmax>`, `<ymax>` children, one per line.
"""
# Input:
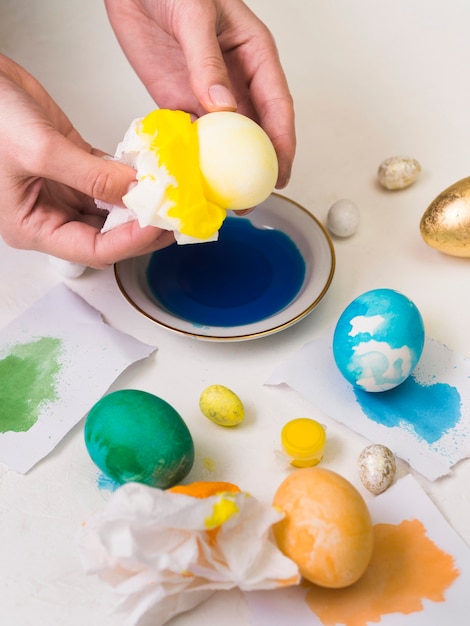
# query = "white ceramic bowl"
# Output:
<box><xmin>114</xmin><ymin>194</ymin><xmax>335</xmax><ymax>341</ymax></box>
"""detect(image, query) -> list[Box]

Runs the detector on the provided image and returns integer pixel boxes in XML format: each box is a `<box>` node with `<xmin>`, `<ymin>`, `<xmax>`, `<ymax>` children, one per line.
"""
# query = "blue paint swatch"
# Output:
<box><xmin>145</xmin><ymin>217</ymin><xmax>306</xmax><ymax>327</ymax></box>
<box><xmin>96</xmin><ymin>472</ymin><xmax>120</xmax><ymax>492</ymax></box>
<box><xmin>354</xmin><ymin>376</ymin><xmax>461</xmax><ymax>444</ymax></box>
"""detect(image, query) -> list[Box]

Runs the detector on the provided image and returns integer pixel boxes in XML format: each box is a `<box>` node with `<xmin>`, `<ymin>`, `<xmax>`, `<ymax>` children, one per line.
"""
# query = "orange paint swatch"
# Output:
<box><xmin>305</xmin><ymin>518</ymin><xmax>459</xmax><ymax>626</ymax></box>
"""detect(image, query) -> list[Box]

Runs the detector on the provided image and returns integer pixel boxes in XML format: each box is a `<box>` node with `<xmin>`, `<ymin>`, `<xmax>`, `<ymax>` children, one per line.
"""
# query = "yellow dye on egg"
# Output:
<box><xmin>204</xmin><ymin>494</ymin><xmax>239</xmax><ymax>529</ymax></box>
<box><xmin>139</xmin><ymin>109</ymin><xmax>226</xmax><ymax>240</ymax></box>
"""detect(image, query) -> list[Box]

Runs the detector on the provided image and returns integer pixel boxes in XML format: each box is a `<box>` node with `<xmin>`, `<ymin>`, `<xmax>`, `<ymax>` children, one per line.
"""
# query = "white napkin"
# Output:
<box><xmin>77</xmin><ymin>483</ymin><xmax>300</xmax><ymax>626</ymax></box>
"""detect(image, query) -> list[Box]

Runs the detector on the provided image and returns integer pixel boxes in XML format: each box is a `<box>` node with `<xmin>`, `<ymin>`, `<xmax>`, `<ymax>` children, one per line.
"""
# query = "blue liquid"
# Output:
<box><xmin>96</xmin><ymin>471</ymin><xmax>120</xmax><ymax>493</ymax></box>
<box><xmin>146</xmin><ymin>217</ymin><xmax>306</xmax><ymax>327</ymax></box>
<box><xmin>354</xmin><ymin>376</ymin><xmax>461</xmax><ymax>444</ymax></box>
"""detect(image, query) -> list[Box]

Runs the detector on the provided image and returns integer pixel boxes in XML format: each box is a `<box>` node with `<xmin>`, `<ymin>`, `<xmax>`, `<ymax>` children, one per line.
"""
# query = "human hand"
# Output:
<box><xmin>104</xmin><ymin>0</ymin><xmax>296</xmax><ymax>188</ymax></box>
<box><xmin>0</xmin><ymin>54</ymin><xmax>174</xmax><ymax>268</ymax></box>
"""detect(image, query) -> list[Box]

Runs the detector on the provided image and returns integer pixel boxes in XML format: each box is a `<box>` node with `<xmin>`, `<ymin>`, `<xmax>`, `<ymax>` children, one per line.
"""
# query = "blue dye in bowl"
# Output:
<box><xmin>146</xmin><ymin>217</ymin><xmax>306</xmax><ymax>327</ymax></box>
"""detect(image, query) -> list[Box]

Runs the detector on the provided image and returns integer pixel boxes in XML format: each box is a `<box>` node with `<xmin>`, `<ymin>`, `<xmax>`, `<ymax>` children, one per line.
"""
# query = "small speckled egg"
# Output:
<box><xmin>326</xmin><ymin>199</ymin><xmax>360</xmax><ymax>237</ymax></box>
<box><xmin>377</xmin><ymin>156</ymin><xmax>421</xmax><ymax>190</ymax></box>
<box><xmin>273</xmin><ymin>467</ymin><xmax>374</xmax><ymax>588</ymax></box>
<box><xmin>420</xmin><ymin>176</ymin><xmax>470</xmax><ymax>257</ymax></box>
<box><xmin>358</xmin><ymin>444</ymin><xmax>396</xmax><ymax>495</ymax></box>
<box><xmin>199</xmin><ymin>384</ymin><xmax>244</xmax><ymax>427</ymax></box>
<box><xmin>84</xmin><ymin>389</ymin><xmax>194</xmax><ymax>489</ymax></box>
<box><xmin>333</xmin><ymin>288</ymin><xmax>425</xmax><ymax>392</ymax></box>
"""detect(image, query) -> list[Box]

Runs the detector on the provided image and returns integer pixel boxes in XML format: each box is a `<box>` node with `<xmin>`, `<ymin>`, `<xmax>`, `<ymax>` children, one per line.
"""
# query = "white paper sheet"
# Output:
<box><xmin>246</xmin><ymin>474</ymin><xmax>470</xmax><ymax>626</ymax></box>
<box><xmin>0</xmin><ymin>284</ymin><xmax>157</xmax><ymax>473</ymax></box>
<box><xmin>266</xmin><ymin>328</ymin><xmax>470</xmax><ymax>480</ymax></box>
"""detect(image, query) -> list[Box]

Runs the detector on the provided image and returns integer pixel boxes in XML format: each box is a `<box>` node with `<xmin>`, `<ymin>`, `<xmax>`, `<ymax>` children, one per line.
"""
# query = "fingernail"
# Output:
<box><xmin>276</xmin><ymin>170</ymin><xmax>291</xmax><ymax>190</ymax></box>
<box><xmin>208</xmin><ymin>84</ymin><xmax>237</xmax><ymax>110</ymax></box>
<box><xmin>276</xmin><ymin>177</ymin><xmax>289</xmax><ymax>190</ymax></box>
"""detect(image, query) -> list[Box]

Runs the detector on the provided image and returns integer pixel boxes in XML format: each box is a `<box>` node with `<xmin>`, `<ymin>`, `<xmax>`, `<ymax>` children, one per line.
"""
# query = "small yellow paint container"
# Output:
<box><xmin>281</xmin><ymin>418</ymin><xmax>326</xmax><ymax>468</ymax></box>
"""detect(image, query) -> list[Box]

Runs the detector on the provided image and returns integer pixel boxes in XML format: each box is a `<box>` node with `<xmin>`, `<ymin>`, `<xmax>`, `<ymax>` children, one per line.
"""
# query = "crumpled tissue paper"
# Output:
<box><xmin>76</xmin><ymin>482</ymin><xmax>300</xmax><ymax>626</ymax></box>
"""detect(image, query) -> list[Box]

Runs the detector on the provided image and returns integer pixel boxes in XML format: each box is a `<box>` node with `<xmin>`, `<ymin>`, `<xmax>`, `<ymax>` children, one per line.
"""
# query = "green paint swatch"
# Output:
<box><xmin>0</xmin><ymin>337</ymin><xmax>62</xmax><ymax>433</ymax></box>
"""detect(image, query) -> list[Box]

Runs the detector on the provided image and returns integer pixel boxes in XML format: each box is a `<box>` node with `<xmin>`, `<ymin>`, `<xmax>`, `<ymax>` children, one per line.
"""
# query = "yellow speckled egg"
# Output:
<box><xmin>273</xmin><ymin>467</ymin><xmax>374</xmax><ymax>588</ymax></box>
<box><xmin>420</xmin><ymin>176</ymin><xmax>470</xmax><ymax>257</ymax></box>
<box><xmin>199</xmin><ymin>384</ymin><xmax>245</xmax><ymax>427</ymax></box>
<box><xmin>195</xmin><ymin>112</ymin><xmax>278</xmax><ymax>210</ymax></box>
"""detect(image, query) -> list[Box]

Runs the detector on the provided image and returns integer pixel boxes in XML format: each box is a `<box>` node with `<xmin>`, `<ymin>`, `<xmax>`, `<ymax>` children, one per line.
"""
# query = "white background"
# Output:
<box><xmin>1</xmin><ymin>1</ymin><xmax>470</xmax><ymax>625</ymax></box>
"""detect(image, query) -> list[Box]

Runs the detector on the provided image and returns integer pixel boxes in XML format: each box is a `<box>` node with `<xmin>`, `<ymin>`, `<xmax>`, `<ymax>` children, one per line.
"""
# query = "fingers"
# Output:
<box><xmin>262</xmin><ymin>94</ymin><xmax>296</xmax><ymax>189</ymax></box>
<box><xmin>176</xmin><ymin>2</ymin><xmax>295</xmax><ymax>187</ymax></box>
<box><xmin>93</xmin><ymin>221</ymin><xmax>176</xmax><ymax>267</ymax></box>
<box><xmin>244</xmin><ymin>37</ymin><xmax>296</xmax><ymax>189</ymax></box>
<box><xmin>42</xmin><ymin>219</ymin><xmax>175</xmax><ymax>269</ymax></box>
<box><xmin>175</xmin><ymin>2</ymin><xmax>237</xmax><ymax>112</ymax></box>
<box><xmin>27</xmin><ymin>130</ymin><xmax>137</xmax><ymax>206</ymax></box>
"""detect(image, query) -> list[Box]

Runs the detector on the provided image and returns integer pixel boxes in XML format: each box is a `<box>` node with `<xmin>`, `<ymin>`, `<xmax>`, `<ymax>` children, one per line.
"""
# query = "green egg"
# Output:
<box><xmin>84</xmin><ymin>389</ymin><xmax>194</xmax><ymax>489</ymax></box>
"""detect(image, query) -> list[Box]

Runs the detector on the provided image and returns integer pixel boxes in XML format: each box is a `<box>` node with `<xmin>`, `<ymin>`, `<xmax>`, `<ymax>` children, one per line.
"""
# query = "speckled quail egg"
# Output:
<box><xmin>377</xmin><ymin>156</ymin><xmax>421</xmax><ymax>190</ymax></box>
<box><xmin>199</xmin><ymin>384</ymin><xmax>245</xmax><ymax>427</ymax></box>
<box><xmin>358</xmin><ymin>444</ymin><xmax>396</xmax><ymax>495</ymax></box>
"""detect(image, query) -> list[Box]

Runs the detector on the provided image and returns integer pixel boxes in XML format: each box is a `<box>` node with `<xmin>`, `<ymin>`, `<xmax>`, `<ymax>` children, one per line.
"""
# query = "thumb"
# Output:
<box><xmin>34</xmin><ymin>131</ymin><xmax>136</xmax><ymax>205</ymax></box>
<box><xmin>176</xmin><ymin>6</ymin><xmax>237</xmax><ymax>112</ymax></box>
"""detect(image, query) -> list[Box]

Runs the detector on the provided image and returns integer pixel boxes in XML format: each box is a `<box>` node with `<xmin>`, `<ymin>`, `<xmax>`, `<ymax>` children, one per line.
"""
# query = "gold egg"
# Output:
<box><xmin>420</xmin><ymin>177</ymin><xmax>470</xmax><ymax>257</ymax></box>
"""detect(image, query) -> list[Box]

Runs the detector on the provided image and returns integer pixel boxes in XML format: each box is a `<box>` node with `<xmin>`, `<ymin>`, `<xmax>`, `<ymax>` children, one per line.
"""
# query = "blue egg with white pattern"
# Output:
<box><xmin>333</xmin><ymin>289</ymin><xmax>425</xmax><ymax>392</ymax></box>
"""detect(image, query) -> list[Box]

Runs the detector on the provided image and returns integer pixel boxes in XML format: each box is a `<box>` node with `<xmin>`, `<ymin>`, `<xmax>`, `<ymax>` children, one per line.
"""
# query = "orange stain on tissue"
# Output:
<box><xmin>169</xmin><ymin>481</ymin><xmax>240</xmax><ymax>499</ymax></box>
<box><xmin>305</xmin><ymin>519</ymin><xmax>459</xmax><ymax>626</ymax></box>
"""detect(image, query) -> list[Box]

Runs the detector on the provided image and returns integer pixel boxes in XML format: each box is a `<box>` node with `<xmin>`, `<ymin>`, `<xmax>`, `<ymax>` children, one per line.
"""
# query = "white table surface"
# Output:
<box><xmin>1</xmin><ymin>1</ymin><xmax>470</xmax><ymax>625</ymax></box>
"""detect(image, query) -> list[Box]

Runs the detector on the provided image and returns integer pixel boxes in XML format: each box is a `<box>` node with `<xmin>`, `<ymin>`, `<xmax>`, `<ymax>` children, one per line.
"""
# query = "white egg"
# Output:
<box><xmin>195</xmin><ymin>112</ymin><xmax>278</xmax><ymax>210</ymax></box>
<box><xmin>48</xmin><ymin>256</ymin><xmax>87</xmax><ymax>278</ymax></box>
<box><xmin>327</xmin><ymin>199</ymin><xmax>360</xmax><ymax>237</ymax></box>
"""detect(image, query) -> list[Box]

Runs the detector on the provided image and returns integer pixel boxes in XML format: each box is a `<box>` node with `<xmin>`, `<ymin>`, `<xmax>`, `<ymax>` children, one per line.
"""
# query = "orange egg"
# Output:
<box><xmin>272</xmin><ymin>467</ymin><xmax>374</xmax><ymax>588</ymax></box>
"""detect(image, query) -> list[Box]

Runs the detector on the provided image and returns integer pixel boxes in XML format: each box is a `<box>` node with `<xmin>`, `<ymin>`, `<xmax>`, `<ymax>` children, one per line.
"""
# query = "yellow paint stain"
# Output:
<box><xmin>305</xmin><ymin>519</ymin><xmax>459</xmax><ymax>626</ymax></box>
<box><xmin>168</xmin><ymin>481</ymin><xmax>242</xmax><ymax>547</ymax></box>
<box><xmin>202</xmin><ymin>457</ymin><xmax>217</xmax><ymax>474</ymax></box>
<box><xmin>205</xmin><ymin>495</ymin><xmax>239</xmax><ymax>529</ymax></box>
<box><xmin>139</xmin><ymin>109</ymin><xmax>226</xmax><ymax>239</ymax></box>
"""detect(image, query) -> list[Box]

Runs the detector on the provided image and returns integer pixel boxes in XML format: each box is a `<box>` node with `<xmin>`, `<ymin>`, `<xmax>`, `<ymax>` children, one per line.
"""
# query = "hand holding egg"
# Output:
<box><xmin>99</xmin><ymin>109</ymin><xmax>278</xmax><ymax>244</ymax></box>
